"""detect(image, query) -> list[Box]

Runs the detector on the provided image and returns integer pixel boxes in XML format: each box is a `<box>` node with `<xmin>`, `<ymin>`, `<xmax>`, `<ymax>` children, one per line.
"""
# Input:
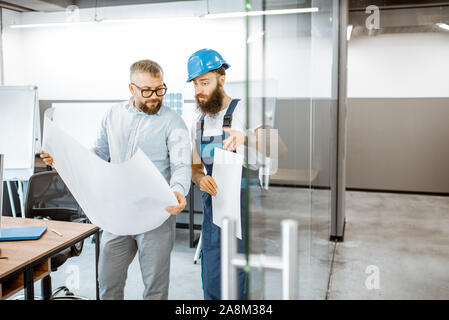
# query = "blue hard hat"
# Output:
<box><xmin>186</xmin><ymin>48</ymin><xmax>230</xmax><ymax>82</ymax></box>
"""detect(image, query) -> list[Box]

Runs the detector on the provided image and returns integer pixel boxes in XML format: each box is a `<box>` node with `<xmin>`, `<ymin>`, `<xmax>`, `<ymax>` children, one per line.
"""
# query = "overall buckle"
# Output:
<box><xmin>223</xmin><ymin>115</ymin><xmax>232</xmax><ymax>128</ymax></box>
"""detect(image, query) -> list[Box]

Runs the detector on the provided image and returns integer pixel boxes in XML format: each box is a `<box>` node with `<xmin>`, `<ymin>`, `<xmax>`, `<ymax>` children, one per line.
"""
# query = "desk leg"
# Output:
<box><xmin>24</xmin><ymin>267</ymin><xmax>34</xmax><ymax>300</ymax></box>
<box><xmin>95</xmin><ymin>230</ymin><xmax>100</xmax><ymax>300</ymax></box>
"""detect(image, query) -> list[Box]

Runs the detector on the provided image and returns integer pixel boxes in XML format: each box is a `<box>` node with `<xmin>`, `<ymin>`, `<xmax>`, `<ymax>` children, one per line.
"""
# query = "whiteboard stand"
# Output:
<box><xmin>4</xmin><ymin>168</ymin><xmax>35</xmax><ymax>219</ymax></box>
<box><xmin>5</xmin><ymin>179</ymin><xmax>28</xmax><ymax>218</ymax></box>
<box><xmin>6</xmin><ymin>181</ymin><xmax>17</xmax><ymax>217</ymax></box>
<box><xmin>5</xmin><ymin>167</ymin><xmax>34</xmax><ymax>217</ymax></box>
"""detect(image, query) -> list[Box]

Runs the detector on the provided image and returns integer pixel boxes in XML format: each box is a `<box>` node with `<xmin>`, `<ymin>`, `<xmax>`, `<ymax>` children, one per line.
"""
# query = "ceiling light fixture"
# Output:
<box><xmin>203</xmin><ymin>7</ymin><xmax>319</xmax><ymax>19</ymax></box>
<box><xmin>9</xmin><ymin>7</ymin><xmax>319</xmax><ymax>29</ymax></box>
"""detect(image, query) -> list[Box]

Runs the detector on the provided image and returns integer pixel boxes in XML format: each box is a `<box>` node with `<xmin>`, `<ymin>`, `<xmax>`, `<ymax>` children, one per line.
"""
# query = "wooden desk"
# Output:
<box><xmin>0</xmin><ymin>217</ymin><xmax>100</xmax><ymax>300</ymax></box>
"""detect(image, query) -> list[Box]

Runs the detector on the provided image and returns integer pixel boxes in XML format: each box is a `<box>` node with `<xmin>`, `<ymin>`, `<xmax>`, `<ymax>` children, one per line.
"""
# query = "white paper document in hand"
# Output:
<box><xmin>212</xmin><ymin>148</ymin><xmax>243</xmax><ymax>239</ymax></box>
<box><xmin>43</xmin><ymin>112</ymin><xmax>178</xmax><ymax>236</ymax></box>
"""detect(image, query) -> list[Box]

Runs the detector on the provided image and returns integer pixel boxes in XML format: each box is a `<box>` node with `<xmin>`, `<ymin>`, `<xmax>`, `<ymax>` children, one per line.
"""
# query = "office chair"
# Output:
<box><xmin>24</xmin><ymin>170</ymin><xmax>89</xmax><ymax>300</ymax></box>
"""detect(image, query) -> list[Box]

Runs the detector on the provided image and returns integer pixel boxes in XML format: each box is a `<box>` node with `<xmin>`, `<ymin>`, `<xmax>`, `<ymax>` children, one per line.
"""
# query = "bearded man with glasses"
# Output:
<box><xmin>40</xmin><ymin>59</ymin><xmax>191</xmax><ymax>300</ymax></box>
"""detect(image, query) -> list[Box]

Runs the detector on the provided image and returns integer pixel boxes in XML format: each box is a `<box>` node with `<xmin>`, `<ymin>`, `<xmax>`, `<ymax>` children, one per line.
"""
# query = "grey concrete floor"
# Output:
<box><xmin>327</xmin><ymin>191</ymin><xmax>449</xmax><ymax>300</ymax></box>
<box><xmin>8</xmin><ymin>188</ymin><xmax>449</xmax><ymax>300</ymax></box>
<box><xmin>10</xmin><ymin>227</ymin><xmax>204</xmax><ymax>300</ymax></box>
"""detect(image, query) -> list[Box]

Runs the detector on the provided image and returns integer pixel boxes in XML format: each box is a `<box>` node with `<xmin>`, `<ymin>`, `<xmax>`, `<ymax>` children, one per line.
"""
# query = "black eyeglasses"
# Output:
<box><xmin>131</xmin><ymin>82</ymin><xmax>167</xmax><ymax>98</ymax></box>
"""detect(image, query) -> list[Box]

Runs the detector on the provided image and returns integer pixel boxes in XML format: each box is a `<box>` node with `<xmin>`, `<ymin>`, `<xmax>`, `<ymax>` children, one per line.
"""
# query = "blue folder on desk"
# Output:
<box><xmin>0</xmin><ymin>226</ymin><xmax>47</xmax><ymax>241</ymax></box>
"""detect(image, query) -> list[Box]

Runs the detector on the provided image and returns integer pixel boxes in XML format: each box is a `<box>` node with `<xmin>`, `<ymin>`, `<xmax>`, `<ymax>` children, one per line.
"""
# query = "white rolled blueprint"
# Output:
<box><xmin>43</xmin><ymin>112</ymin><xmax>178</xmax><ymax>236</ymax></box>
<box><xmin>211</xmin><ymin>148</ymin><xmax>243</xmax><ymax>239</ymax></box>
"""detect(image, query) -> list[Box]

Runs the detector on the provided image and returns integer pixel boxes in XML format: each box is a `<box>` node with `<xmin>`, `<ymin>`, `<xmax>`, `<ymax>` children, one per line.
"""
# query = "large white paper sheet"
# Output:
<box><xmin>43</xmin><ymin>112</ymin><xmax>178</xmax><ymax>236</ymax></box>
<box><xmin>212</xmin><ymin>148</ymin><xmax>243</xmax><ymax>239</ymax></box>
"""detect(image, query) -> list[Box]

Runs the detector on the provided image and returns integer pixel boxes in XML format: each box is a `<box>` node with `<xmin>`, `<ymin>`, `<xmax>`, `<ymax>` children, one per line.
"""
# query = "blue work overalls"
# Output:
<box><xmin>197</xmin><ymin>99</ymin><xmax>247</xmax><ymax>300</ymax></box>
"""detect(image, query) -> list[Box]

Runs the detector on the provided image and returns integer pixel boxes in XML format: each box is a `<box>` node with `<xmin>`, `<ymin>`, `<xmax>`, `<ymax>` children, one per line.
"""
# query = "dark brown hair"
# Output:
<box><xmin>212</xmin><ymin>65</ymin><xmax>226</xmax><ymax>76</ymax></box>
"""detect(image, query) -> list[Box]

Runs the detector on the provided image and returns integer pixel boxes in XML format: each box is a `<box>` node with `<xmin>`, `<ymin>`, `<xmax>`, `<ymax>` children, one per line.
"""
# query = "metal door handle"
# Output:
<box><xmin>221</xmin><ymin>217</ymin><xmax>298</xmax><ymax>300</ymax></box>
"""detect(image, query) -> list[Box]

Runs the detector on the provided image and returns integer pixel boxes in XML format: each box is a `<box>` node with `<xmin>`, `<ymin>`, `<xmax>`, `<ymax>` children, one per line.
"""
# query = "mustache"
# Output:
<box><xmin>145</xmin><ymin>99</ymin><xmax>161</xmax><ymax>104</ymax></box>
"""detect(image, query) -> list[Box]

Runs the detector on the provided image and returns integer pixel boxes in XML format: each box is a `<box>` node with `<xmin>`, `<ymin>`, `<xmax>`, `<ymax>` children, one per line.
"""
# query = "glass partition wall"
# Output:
<box><xmin>210</xmin><ymin>0</ymin><xmax>340</xmax><ymax>299</ymax></box>
<box><xmin>0</xmin><ymin>0</ymin><xmax>341</xmax><ymax>299</ymax></box>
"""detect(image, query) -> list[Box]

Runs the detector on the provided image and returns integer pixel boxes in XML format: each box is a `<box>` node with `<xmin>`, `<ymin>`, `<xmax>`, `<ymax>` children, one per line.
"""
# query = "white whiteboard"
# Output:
<box><xmin>0</xmin><ymin>86</ymin><xmax>38</xmax><ymax>180</ymax></box>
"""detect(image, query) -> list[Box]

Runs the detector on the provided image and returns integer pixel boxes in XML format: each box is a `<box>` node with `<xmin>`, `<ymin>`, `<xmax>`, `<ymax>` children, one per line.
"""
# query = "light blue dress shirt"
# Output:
<box><xmin>91</xmin><ymin>98</ymin><xmax>192</xmax><ymax>196</ymax></box>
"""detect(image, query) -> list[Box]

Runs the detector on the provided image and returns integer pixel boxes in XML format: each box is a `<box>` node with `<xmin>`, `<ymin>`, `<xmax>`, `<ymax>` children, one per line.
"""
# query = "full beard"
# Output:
<box><xmin>135</xmin><ymin>98</ymin><xmax>163</xmax><ymax>115</ymax></box>
<box><xmin>195</xmin><ymin>84</ymin><xmax>224</xmax><ymax>116</ymax></box>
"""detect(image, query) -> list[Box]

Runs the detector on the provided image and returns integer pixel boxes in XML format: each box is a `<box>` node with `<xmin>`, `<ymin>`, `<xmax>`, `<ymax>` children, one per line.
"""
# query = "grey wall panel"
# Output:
<box><xmin>312</xmin><ymin>99</ymin><xmax>334</xmax><ymax>188</ymax></box>
<box><xmin>274</xmin><ymin>98</ymin><xmax>333</xmax><ymax>188</ymax></box>
<box><xmin>346</xmin><ymin>98</ymin><xmax>449</xmax><ymax>194</ymax></box>
<box><xmin>275</xmin><ymin>99</ymin><xmax>311</xmax><ymax>177</ymax></box>
<box><xmin>271</xmin><ymin>97</ymin><xmax>449</xmax><ymax>194</ymax></box>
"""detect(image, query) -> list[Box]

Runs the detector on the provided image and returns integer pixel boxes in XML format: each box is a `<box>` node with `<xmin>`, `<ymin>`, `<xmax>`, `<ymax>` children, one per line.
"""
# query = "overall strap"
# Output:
<box><xmin>197</xmin><ymin>98</ymin><xmax>241</xmax><ymax>163</ymax></box>
<box><xmin>222</xmin><ymin>99</ymin><xmax>240</xmax><ymax>143</ymax></box>
<box><xmin>199</xmin><ymin>113</ymin><xmax>206</xmax><ymax>141</ymax></box>
<box><xmin>223</xmin><ymin>99</ymin><xmax>240</xmax><ymax>129</ymax></box>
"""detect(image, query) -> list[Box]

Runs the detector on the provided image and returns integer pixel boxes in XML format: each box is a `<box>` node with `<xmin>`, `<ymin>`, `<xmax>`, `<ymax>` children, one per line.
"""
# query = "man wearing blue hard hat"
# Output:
<box><xmin>187</xmin><ymin>48</ymin><xmax>263</xmax><ymax>300</ymax></box>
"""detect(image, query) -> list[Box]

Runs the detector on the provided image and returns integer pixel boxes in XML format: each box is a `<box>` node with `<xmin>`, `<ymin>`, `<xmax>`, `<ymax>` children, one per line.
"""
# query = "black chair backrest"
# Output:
<box><xmin>25</xmin><ymin>171</ymin><xmax>84</xmax><ymax>222</ymax></box>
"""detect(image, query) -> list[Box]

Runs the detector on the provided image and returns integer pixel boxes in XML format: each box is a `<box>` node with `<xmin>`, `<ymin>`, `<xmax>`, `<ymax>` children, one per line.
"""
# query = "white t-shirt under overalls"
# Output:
<box><xmin>190</xmin><ymin>99</ymin><xmax>262</xmax><ymax>172</ymax></box>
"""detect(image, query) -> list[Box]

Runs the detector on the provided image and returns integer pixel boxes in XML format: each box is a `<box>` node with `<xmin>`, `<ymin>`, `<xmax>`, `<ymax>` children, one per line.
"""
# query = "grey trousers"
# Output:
<box><xmin>98</xmin><ymin>215</ymin><xmax>176</xmax><ymax>300</ymax></box>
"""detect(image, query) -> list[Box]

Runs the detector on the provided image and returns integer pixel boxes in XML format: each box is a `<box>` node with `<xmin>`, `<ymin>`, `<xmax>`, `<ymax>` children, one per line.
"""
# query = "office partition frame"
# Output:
<box><xmin>214</xmin><ymin>0</ymin><xmax>346</xmax><ymax>299</ymax></box>
<box><xmin>330</xmin><ymin>0</ymin><xmax>348</xmax><ymax>241</ymax></box>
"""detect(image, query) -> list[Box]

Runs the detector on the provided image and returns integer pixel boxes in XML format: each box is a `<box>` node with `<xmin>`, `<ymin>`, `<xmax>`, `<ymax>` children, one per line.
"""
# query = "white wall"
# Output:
<box><xmin>348</xmin><ymin>32</ymin><xmax>449</xmax><ymax>98</ymax></box>
<box><xmin>1</xmin><ymin>2</ymin><xmax>248</xmax><ymax>100</ymax></box>
<box><xmin>2</xmin><ymin>9</ymin><xmax>26</xmax><ymax>86</ymax></box>
<box><xmin>1</xmin><ymin>1</ymin><xmax>338</xmax><ymax>100</ymax></box>
<box><xmin>4</xmin><ymin>4</ymin><xmax>448</xmax><ymax>100</ymax></box>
